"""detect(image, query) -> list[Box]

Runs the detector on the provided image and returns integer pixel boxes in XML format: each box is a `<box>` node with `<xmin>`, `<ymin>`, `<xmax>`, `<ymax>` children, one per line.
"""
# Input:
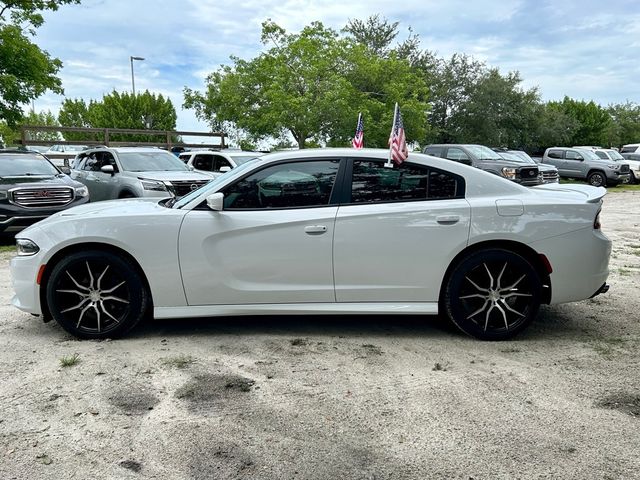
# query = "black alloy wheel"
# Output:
<box><xmin>587</xmin><ymin>171</ymin><xmax>606</xmax><ymax>187</ymax></box>
<box><xmin>443</xmin><ymin>249</ymin><xmax>541</xmax><ymax>340</ymax></box>
<box><xmin>46</xmin><ymin>250</ymin><xmax>149</xmax><ymax>339</ymax></box>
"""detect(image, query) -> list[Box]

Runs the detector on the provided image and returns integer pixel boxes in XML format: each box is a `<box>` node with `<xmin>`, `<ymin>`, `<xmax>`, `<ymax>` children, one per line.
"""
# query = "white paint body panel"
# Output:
<box><xmin>333</xmin><ymin>199</ymin><xmax>470</xmax><ymax>302</ymax></box>
<box><xmin>9</xmin><ymin>149</ymin><xmax>612</xmax><ymax>322</ymax></box>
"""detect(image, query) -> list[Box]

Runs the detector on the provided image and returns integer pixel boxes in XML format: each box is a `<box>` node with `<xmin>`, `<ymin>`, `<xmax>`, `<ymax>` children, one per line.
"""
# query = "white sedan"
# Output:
<box><xmin>10</xmin><ymin>149</ymin><xmax>611</xmax><ymax>340</ymax></box>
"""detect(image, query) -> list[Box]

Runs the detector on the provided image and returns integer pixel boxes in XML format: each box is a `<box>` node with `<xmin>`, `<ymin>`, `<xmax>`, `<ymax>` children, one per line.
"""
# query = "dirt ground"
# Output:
<box><xmin>0</xmin><ymin>191</ymin><xmax>639</xmax><ymax>480</ymax></box>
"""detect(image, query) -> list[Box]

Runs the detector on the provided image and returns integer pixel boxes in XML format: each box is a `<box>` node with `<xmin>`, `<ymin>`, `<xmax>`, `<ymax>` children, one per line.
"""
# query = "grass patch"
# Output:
<box><xmin>289</xmin><ymin>338</ymin><xmax>309</xmax><ymax>346</ymax></box>
<box><xmin>160</xmin><ymin>354</ymin><xmax>195</xmax><ymax>369</ymax></box>
<box><xmin>59</xmin><ymin>353</ymin><xmax>80</xmax><ymax>368</ymax></box>
<box><xmin>0</xmin><ymin>244</ymin><xmax>15</xmax><ymax>253</ymax></box>
<box><xmin>618</xmin><ymin>268</ymin><xmax>631</xmax><ymax>276</ymax></box>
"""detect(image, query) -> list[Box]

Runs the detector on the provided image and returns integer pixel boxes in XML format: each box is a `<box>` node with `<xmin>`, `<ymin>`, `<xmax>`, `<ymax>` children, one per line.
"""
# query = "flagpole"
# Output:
<box><xmin>385</xmin><ymin>102</ymin><xmax>398</xmax><ymax>168</ymax></box>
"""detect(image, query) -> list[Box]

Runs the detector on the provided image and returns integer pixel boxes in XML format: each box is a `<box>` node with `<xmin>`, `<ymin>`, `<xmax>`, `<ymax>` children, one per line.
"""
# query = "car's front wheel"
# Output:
<box><xmin>587</xmin><ymin>171</ymin><xmax>606</xmax><ymax>187</ymax></box>
<box><xmin>443</xmin><ymin>248</ymin><xmax>541</xmax><ymax>340</ymax></box>
<box><xmin>46</xmin><ymin>250</ymin><xmax>149</xmax><ymax>339</ymax></box>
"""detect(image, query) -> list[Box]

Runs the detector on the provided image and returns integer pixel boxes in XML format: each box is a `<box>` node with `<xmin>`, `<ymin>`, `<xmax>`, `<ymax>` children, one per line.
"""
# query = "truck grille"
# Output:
<box><xmin>620</xmin><ymin>164</ymin><xmax>630</xmax><ymax>174</ymax></box>
<box><xmin>10</xmin><ymin>187</ymin><xmax>74</xmax><ymax>208</ymax></box>
<box><xmin>168</xmin><ymin>180</ymin><xmax>210</xmax><ymax>197</ymax></box>
<box><xmin>542</xmin><ymin>171</ymin><xmax>559</xmax><ymax>182</ymax></box>
<box><xmin>518</xmin><ymin>166</ymin><xmax>541</xmax><ymax>185</ymax></box>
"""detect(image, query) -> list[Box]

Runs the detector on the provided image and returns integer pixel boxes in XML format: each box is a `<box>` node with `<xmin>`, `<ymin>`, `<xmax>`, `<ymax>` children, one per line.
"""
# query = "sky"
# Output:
<box><xmin>31</xmin><ymin>0</ymin><xmax>640</xmax><ymax>134</ymax></box>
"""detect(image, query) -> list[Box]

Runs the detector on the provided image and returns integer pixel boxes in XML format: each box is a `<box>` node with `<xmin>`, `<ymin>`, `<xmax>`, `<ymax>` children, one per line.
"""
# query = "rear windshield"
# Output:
<box><xmin>0</xmin><ymin>155</ymin><xmax>60</xmax><ymax>176</ymax></box>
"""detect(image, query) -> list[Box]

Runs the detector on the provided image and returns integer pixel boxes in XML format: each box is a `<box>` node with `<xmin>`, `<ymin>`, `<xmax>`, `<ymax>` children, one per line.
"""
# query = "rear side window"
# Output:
<box><xmin>547</xmin><ymin>149</ymin><xmax>564</xmax><ymax>159</ymax></box>
<box><xmin>193</xmin><ymin>154</ymin><xmax>214</xmax><ymax>171</ymax></box>
<box><xmin>620</xmin><ymin>146</ymin><xmax>639</xmax><ymax>154</ymax></box>
<box><xmin>350</xmin><ymin>161</ymin><xmax>463</xmax><ymax>203</ymax></box>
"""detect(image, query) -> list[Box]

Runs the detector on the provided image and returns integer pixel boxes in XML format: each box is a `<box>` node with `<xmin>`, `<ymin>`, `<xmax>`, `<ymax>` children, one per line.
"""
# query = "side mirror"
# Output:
<box><xmin>101</xmin><ymin>165</ymin><xmax>115</xmax><ymax>175</ymax></box>
<box><xmin>219</xmin><ymin>166</ymin><xmax>231</xmax><ymax>173</ymax></box>
<box><xmin>188</xmin><ymin>165</ymin><xmax>195</xmax><ymax>171</ymax></box>
<box><xmin>206</xmin><ymin>192</ymin><xmax>224</xmax><ymax>211</ymax></box>
<box><xmin>60</xmin><ymin>166</ymin><xmax>71</xmax><ymax>175</ymax></box>
<box><xmin>461</xmin><ymin>159</ymin><xmax>472</xmax><ymax>166</ymax></box>
<box><xmin>576</xmin><ymin>155</ymin><xmax>584</xmax><ymax>161</ymax></box>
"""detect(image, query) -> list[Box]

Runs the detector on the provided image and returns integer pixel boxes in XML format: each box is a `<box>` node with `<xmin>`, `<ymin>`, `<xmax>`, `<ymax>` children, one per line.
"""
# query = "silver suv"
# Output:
<box><xmin>541</xmin><ymin>147</ymin><xmax>630</xmax><ymax>187</ymax></box>
<box><xmin>70</xmin><ymin>147</ymin><xmax>213</xmax><ymax>201</ymax></box>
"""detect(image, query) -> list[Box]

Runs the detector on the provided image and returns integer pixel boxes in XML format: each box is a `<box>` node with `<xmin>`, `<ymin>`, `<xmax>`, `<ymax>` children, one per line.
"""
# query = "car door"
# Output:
<box><xmin>178</xmin><ymin>158</ymin><xmax>344</xmax><ymax>305</ymax></box>
<box><xmin>333</xmin><ymin>159</ymin><xmax>470</xmax><ymax>303</ymax></box>
<box><xmin>563</xmin><ymin>149</ymin><xmax>584</xmax><ymax>177</ymax></box>
<box><xmin>76</xmin><ymin>153</ymin><xmax>104</xmax><ymax>200</ymax></box>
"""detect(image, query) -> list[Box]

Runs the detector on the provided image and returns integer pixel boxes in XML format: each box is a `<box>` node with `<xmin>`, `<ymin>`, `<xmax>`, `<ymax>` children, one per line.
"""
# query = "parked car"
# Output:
<box><xmin>0</xmin><ymin>150</ymin><xmax>89</xmax><ymax>235</ymax></box>
<box><xmin>591</xmin><ymin>148</ymin><xmax>640</xmax><ymax>184</ymax></box>
<box><xmin>11</xmin><ymin>148</ymin><xmax>611</xmax><ymax>341</ymax></box>
<box><xmin>620</xmin><ymin>143</ymin><xmax>640</xmax><ymax>155</ymax></box>
<box><xmin>424</xmin><ymin>144</ymin><xmax>542</xmax><ymax>186</ymax></box>
<box><xmin>178</xmin><ymin>150</ymin><xmax>265</xmax><ymax>177</ymax></box>
<box><xmin>541</xmin><ymin>147</ymin><xmax>630</xmax><ymax>187</ymax></box>
<box><xmin>493</xmin><ymin>149</ymin><xmax>559</xmax><ymax>183</ymax></box>
<box><xmin>70</xmin><ymin>147</ymin><xmax>213</xmax><ymax>201</ymax></box>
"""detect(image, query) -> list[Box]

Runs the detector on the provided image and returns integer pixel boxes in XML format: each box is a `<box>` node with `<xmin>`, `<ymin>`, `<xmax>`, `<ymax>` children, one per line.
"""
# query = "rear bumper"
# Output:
<box><xmin>529</xmin><ymin>228</ymin><xmax>611</xmax><ymax>304</ymax></box>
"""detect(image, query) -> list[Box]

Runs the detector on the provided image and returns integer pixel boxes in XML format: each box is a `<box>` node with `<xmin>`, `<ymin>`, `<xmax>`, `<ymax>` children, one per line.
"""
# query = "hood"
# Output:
<box><xmin>124</xmin><ymin>170</ymin><xmax>213</xmax><ymax>181</ymax></box>
<box><xmin>536</xmin><ymin>163</ymin><xmax>557</xmax><ymax>173</ymax></box>
<box><xmin>0</xmin><ymin>175</ymin><xmax>83</xmax><ymax>189</ymax></box>
<box><xmin>530</xmin><ymin>183</ymin><xmax>606</xmax><ymax>203</ymax></box>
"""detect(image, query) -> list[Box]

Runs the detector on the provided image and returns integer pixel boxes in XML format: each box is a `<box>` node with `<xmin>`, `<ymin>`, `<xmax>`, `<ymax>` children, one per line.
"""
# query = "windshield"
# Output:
<box><xmin>172</xmin><ymin>159</ymin><xmax>261</xmax><ymax>209</ymax></box>
<box><xmin>65</xmin><ymin>145</ymin><xmax>87</xmax><ymax>152</ymax></box>
<box><xmin>466</xmin><ymin>145</ymin><xmax>502</xmax><ymax>160</ymax></box>
<box><xmin>497</xmin><ymin>152</ymin><xmax>529</xmax><ymax>164</ymax></box>
<box><xmin>576</xmin><ymin>149</ymin><xmax>601</xmax><ymax>161</ymax></box>
<box><xmin>0</xmin><ymin>154</ymin><xmax>60</xmax><ymax>176</ymax></box>
<box><xmin>507</xmin><ymin>150</ymin><xmax>536</xmax><ymax>164</ymax></box>
<box><xmin>606</xmin><ymin>150</ymin><xmax>625</xmax><ymax>161</ymax></box>
<box><xmin>118</xmin><ymin>151</ymin><xmax>190</xmax><ymax>172</ymax></box>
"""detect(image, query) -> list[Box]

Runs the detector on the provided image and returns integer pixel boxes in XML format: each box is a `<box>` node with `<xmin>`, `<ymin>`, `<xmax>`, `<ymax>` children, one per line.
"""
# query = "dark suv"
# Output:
<box><xmin>0</xmin><ymin>151</ymin><xmax>89</xmax><ymax>235</ymax></box>
<box><xmin>424</xmin><ymin>144</ymin><xmax>542</xmax><ymax>186</ymax></box>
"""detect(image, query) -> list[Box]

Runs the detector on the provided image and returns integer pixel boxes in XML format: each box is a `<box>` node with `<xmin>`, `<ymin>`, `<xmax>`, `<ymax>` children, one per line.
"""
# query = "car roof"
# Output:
<box><xmin>84</xmin><ymin>147</ymin><xmax>168</xmax><ymax>153</ymax></box>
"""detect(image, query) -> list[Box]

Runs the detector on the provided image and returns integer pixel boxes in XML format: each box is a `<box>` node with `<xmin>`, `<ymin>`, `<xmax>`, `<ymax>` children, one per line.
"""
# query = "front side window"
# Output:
<box><xmin>446</xmin><ymin>148</ymin><xmax>470</xmax><ymax>161</ymax></box>
<box><xmin>223</xmin><ymin>160</ymin><xmax>340</xmax><ymax>209</ymax></box>
<box><xmin>193</xmin><ymin>154</ymin><xmax>214</xmax><ymax>171</ymax></box>
<box><xmin>595</xmin><ymin>151</ymin><xmax>608</xmax><ymax>160</ymax></box>
<box><xmin>82</xmin><ymin>153</ymin><xmax>100</xmax><ymax>171</ymax></box>
<box><xmin>350</xmin><ymin>160</ymin><xmax>462</xmax><ymax>203</ymax></box>
<box><xmin>213</xmin><ymin>155</ymin><xmax>232</xmax><ymax>171</ymax></box>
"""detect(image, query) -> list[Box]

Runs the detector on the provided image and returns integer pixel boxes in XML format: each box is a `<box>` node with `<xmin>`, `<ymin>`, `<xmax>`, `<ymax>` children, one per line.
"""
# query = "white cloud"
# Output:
<box><xmin>28</xmin><ymin>0</ymin><xmax>640</xmax><ymax>132</ymax></box>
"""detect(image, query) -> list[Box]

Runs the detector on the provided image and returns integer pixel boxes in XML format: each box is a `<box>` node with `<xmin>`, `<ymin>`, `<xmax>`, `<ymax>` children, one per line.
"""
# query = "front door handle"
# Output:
<box><xmin>436</xmin><ymin>215</ymin><xmax>460</xmax><ymax>225</ymax></box>
<box><xmin>304</xmin><ymin>225</ymin><xmax>327</xmax><ymax>235</ymax></box>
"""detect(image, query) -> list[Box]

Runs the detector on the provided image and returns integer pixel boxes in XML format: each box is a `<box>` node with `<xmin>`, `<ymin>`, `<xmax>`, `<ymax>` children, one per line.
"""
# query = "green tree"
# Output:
<box><xmin>0</xmin><ymin>1</ymin><xmax>80</xmax><ymax>126</ymax></box>
<box><xmin>21</xmin><ymin>109</ymin><xmax>60</xmax><ymax>141</ymax></box>
<box><xmin>184</xmin><ymin>20</ymin><xmax>429</xmax><ymax>149</ymax></box>
<box><xmin>58</xmin><ymin>90</ymin><xmax>178</xmax><ymax>143</ymax></box>
<box><xmin>455</xmin><ymin>68</ymin><xmax>540</xmax><ymax>148</ymax></box>
<box><xmin>606</xmin><ymin>101</ymin><xmax>640</xmax><ymax>147</ymax></box>
<box><xmin>547</xmin><ymin>96</ymin><xmax>611</xmax><ymax>147</ymax></box>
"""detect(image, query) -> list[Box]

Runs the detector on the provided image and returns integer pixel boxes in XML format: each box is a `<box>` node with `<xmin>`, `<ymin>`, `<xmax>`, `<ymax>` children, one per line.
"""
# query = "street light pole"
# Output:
<box><xmin>130</xmin><ymin>56</ymin><xmax>145</xmax><ymax>95</ymax></box>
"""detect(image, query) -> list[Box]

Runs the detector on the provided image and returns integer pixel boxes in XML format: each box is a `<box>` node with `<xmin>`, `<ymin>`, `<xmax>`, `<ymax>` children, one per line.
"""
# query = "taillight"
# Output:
<box><xmin>594</xmin><ymin>210</ymin><xmax>601</xmax><ymax>230</ymax></box>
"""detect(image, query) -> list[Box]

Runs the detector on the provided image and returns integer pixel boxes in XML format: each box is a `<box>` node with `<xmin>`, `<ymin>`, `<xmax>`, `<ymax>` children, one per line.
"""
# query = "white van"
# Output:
<box><xmin>620</xmin><ymin>143</ymin><xmax>640</xmax><ymax>154</ymax></box>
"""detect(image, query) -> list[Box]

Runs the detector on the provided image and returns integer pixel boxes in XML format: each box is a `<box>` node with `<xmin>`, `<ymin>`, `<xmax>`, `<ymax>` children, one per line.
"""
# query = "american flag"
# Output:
<box><xmin>352</xmin><ymin>113</ymin><xmax>364</xmax><ymax>149</ymax></box>
<box><xmin>388</xmin><ymin>103</ymin><xmax>408</xmax><ymax>165</ymax></box>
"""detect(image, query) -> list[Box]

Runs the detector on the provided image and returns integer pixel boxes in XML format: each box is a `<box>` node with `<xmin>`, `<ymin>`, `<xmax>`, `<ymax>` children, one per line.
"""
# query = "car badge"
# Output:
<box><xmin>190</xmin><ymin>184</ymin><xmax>199</xmax><ymax>191</ymax></box>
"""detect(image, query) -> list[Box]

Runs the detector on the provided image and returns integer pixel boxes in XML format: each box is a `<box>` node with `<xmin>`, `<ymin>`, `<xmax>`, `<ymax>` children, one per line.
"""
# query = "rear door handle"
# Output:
<box><xmin>304</xmin><ymin>225</ymin><xmax>327</xmax><ymax>235</ymax></box>
<box><xmin>436</xmin><ymin>215</ymin><xmax>460</xmax><ymax>224</ymax></box>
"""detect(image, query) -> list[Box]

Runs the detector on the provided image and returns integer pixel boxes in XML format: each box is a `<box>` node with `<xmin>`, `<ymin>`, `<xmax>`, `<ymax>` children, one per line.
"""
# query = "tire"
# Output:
<box><xmin>119</xmin><ymin>192</ymin><xmax>136</xmax><ymax>199</ymax></box>
<box><xmin>587</xmin><ymin>171</ymin><xmax>606</xmax><ymax>187</ymax></box>
<box><xmin>443</xmin><ymin>249</ymin><xmax>541</xmax><ymax>341</ymax></box>
<box><xmin>629</xmin><ymin>172</ymin><xmax>637</xmax><ymax>185</ymax></box>
<box><xmin>46</xmin><ymin>250</ymin><xmax>149</xmax><ymax>339</ymax></box>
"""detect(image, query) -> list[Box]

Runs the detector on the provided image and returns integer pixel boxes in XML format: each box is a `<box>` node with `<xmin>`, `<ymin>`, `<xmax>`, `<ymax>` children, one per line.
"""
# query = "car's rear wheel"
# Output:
<box><xmin>443</xmin><ymin>249</ymin><xmax>541</xmax><ymax>340</ymax></box>
<box><xmin>587</xmin><ymin>171</ymin><xmax>606</xmax><ymax>187</ymax></box>
<box><xmin>46</xmin><ymin>250</ymin><xmax>149</xmax><ymax>339</ymax></box>
<box><xmin>629</xmin><ymin>172</ymin><xmax>637</xmax><ymax>185</ymax></box>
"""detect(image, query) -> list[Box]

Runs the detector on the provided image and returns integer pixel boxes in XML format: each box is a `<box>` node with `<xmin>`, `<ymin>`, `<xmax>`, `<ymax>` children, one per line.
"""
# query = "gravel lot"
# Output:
<box><xmin>1</xmin><ymin>191</ymin><xmax>639</xmax><ymax>480</ymax></box>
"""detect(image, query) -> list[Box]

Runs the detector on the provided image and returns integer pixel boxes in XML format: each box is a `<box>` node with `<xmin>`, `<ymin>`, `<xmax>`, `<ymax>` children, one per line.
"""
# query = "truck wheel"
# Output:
<box><xmin>587</xmin><ymin>171</ymin><xmax>606</xmax><ymax>187</ymax></box>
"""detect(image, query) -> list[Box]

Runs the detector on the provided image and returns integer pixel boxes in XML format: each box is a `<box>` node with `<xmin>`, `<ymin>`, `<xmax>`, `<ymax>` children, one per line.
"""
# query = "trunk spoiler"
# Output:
<box><xmin>531</xmin><ymin>184</ymin><xmax>607</xmax><ymax>203</ymax></box>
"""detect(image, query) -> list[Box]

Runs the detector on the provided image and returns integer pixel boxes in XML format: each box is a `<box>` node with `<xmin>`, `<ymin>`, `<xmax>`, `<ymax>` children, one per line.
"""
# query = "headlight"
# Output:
<box><xmin>0</xmin><ymin>190</ymin><xmax>6</xmax><ymax>199</ymax></box>
<box><xmin>16</xmin><ymin>239</ymin><xmax>40</xmax><ymax>256</ymax></box>
<box><xmin>607</xmin><ymin>164</ymin><xmax>619</xmax><ymax>170</ymax></box>
<box><xmin>75</xmin><ymin>186</ymin><xmax>89</xmax><ymax>197</ymax></box>
<box><xmin>141</xmin><ymin>180</ymin><xmax>168</xmax><ymax>191</ymax></box>
<box><xmin>501</xmin><ymin>167</ymin><xmax>517</xmax><ymax>179</ymax></box>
